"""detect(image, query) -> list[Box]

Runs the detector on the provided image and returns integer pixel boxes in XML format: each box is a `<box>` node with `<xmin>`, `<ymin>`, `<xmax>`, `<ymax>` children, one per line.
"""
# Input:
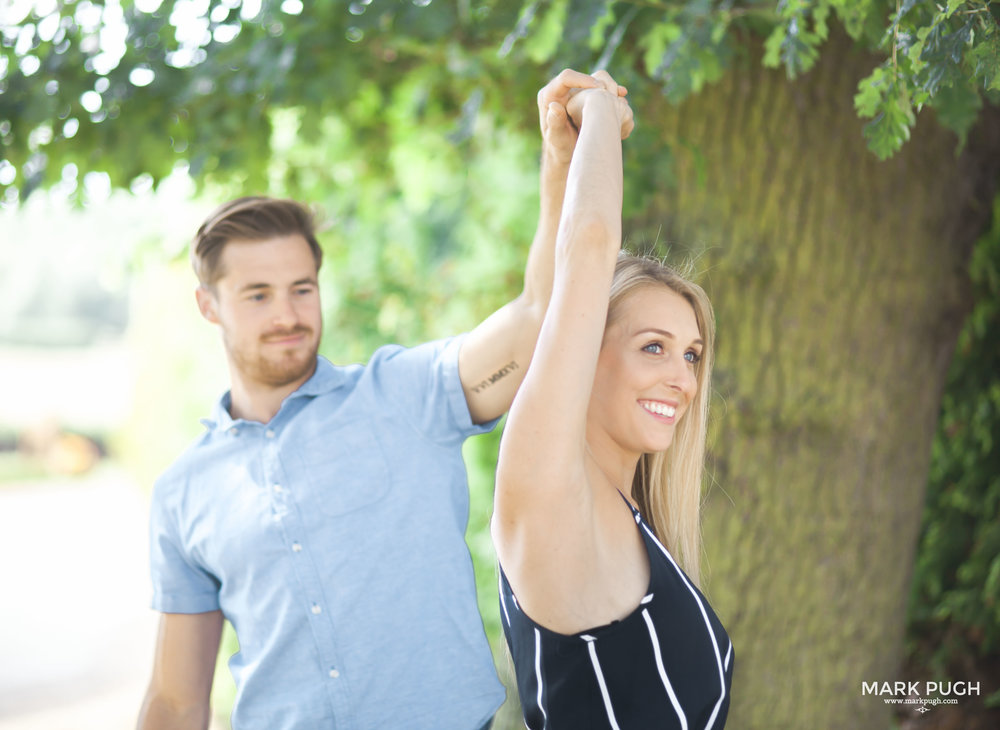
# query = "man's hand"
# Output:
<box><xmin>565</xmin><ymin>70</ymin><xmax>634</xmax><ymax>141</ymax></box>
<box><xmin>538</xmin><ymin>69</ymin><xmax>628</xmax><ymax>164</ymax></box>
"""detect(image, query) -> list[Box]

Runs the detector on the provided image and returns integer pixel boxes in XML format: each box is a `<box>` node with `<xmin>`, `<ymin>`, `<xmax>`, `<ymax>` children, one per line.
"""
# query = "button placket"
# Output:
<box><xmin>264</xmin><ymin>432</ymin><xmax>289</xmax><ymax>522</ymax></box>
<box><xmin>262</xmin><ymin>412</ymin><xmax>352</xmax><ymax>716</ymax></box>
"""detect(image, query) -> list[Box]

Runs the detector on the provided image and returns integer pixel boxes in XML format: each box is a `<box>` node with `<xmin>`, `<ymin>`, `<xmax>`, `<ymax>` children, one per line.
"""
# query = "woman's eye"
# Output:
<box><xmin>642</xmin><ymin>343</ymin><xmax>663</xmax><ymax>354</ymax></box>
<box><xmin>684</xmin><ymin>350</ymin><xmax>702</xmax><ymax>364</ymax></box>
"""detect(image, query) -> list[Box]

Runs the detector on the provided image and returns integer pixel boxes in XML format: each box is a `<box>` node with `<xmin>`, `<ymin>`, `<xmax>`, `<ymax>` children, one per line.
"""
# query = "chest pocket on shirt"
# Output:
<box><xmin>299</xmin><ymin>420</ymin><xmax>390</xmax><ymax>516</ymax></box>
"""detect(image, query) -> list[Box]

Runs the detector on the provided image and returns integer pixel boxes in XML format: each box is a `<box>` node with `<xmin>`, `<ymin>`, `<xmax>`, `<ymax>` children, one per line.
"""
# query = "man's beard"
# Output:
<box><xmin>227</xmin><ymin>326</ymin><xmax>318</xmax><ymax>388</ymax></box>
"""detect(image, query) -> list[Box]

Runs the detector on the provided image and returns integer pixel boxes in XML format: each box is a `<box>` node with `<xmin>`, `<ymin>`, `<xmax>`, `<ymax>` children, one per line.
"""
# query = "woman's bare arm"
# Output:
<box><xmin>493</xmin><ymin>81</ymin><xmax>632</xmax><ymax>623</ymax></box>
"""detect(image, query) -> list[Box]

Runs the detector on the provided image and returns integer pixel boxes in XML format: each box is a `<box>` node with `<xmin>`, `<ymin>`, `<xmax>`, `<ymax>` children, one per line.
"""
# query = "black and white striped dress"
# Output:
<box><xmin>499</xmin><ymin>499</ymin><xmax>734</xmax><ymax>730</ymax></box>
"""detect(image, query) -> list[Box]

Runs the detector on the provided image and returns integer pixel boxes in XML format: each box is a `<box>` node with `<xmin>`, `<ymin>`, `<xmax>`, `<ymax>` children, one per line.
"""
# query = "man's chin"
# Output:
<box><xmin>258</xmin><ymin>351</ymin><xmax>317</xmax><ymax>388</ymax></box>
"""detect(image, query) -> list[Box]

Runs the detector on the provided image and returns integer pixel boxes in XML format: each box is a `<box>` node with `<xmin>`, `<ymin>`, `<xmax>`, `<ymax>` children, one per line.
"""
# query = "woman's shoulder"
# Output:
<box><xmin>496</xmin><ymin>480</ymin><xmax>652</xmax><ymax>635</ymax></box>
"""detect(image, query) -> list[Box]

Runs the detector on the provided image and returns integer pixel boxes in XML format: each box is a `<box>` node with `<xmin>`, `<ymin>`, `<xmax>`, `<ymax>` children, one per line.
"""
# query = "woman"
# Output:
<box><xmin>492</xmin><ymin>74</ymin><xmax>734</xmax><ymax>729</ymax></box>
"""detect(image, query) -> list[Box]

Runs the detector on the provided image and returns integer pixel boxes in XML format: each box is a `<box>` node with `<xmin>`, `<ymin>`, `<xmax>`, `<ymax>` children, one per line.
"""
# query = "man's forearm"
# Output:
<box><xmin>521</xmin><ymin>147</ymin><xmax>570</xmax><ymax>310</ymax></box>
<box><xmin>137</xmin><ymin>693</ymin><xmax>211</xmax><ymax>730</ymax></box>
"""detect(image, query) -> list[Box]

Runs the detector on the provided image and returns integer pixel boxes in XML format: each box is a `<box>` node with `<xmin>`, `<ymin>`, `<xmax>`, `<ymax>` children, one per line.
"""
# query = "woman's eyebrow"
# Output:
<box><xmin>634</xmin><ymin>327</ymin><xmax>704</xmax><ymax>346</ymax></box>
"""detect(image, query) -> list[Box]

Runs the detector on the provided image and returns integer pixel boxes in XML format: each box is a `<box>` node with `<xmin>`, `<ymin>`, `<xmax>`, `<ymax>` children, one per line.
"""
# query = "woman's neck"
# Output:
<box><xmin>584</xmin><ymin>433</ymin><xmax>640</xmax><ymax>502</ymax></box>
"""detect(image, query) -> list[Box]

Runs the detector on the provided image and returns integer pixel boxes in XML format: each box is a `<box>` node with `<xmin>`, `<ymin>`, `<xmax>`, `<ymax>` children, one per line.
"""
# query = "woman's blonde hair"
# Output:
<box><xmin>606</xmin><ymin>252</ymin><xmax>715</xmax><ymax>587</ymax></box>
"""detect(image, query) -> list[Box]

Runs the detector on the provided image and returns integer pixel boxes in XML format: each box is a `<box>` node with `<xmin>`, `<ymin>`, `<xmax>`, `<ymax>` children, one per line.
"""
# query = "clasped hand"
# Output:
<box><xmin>537</xmin><ymin>68</ymin><xmax>635</xmax><ymax>163</ymax></box>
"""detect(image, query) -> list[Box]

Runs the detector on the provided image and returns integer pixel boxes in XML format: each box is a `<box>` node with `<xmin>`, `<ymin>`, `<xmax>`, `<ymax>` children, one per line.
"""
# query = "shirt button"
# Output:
<box><xmin>311</xmin><ymin>604</ymin><xmax>322</xmax><ymax>615</ymax></box>
<box><xmin>272</xmin><ymin>513</ymin><xmax>281</xmax><ymax>522</ymax></box>
<box><xmin>329</xmin><ymin>669</ymin><xmax>340</xmax><ymax>678</ymax></box>
<box><xmin>292</xmin><ymin>542</ymin><xmax>303</xmax><ymax>552</ymax></box>
<box><xmin>229</xmin><ymin>427</ymin><xmax>239</xmax><ymax>436</ymax></box>
<box><xmin>273</xmin><ymin>484</ymin><xmax>283</xmax><ymax>493</ymax></box>
<box><xmin>265</xmin><ymin>429</ymin><xmax>275</xmax><ymax>438</ymax></box>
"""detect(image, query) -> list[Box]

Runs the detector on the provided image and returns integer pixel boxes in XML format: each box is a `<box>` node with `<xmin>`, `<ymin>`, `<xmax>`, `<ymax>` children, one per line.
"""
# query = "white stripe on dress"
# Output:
<box><xmin>724</xmin><ymin>640</ymin><xmax>733</xmax><ymax>672</ymax></box>
<box><xmin>641</xmin><ymin>608</ymin><xmax>688</xmax><ymax>730</ymax></box>
<box><xmin>499</xmin><ymin>574</ymin><xmax>511</xmax><ymax>628</ymax></box>
<box><xmin>534</xmin><ymin>628</ymin><xmax>548</xmax><ymax>729</ymax></box>
<box><xmin>639</xmin><ymin>521</ymin><xmax>727</xmax><ymax>730</ymax></box>
<box><xmin>581</xmin><ymin>634</ymin><xmax>622</xmax><ymax>730</ymax></box>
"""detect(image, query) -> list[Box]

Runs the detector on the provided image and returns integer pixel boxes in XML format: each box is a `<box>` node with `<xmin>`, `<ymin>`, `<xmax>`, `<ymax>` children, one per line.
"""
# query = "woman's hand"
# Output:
<box><xmin>538</xmin><ymin>69</ymin><xmax>630</xmax><ymax>164</ymax></box>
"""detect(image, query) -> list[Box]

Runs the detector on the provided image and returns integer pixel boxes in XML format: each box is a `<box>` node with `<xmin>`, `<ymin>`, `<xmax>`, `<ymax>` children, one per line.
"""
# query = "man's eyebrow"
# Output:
<box><xmin>237</xmin><ymin>277</ymin><xmax>317</xmax><ymax>294</ymax></box>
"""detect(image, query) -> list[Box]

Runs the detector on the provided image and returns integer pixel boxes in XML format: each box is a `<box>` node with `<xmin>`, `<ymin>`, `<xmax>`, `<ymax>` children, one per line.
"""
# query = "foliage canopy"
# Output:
<box><xmin>1</xmin><ymin>0</ymin><xmax>998</xmax><ymax>205</ymax></box>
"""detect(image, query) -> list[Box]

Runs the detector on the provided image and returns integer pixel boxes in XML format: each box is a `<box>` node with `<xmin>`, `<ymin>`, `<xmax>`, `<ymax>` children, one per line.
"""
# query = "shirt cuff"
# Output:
<box><xmin>152</xmin><ymin>589</ymin><xmax>221</xmax><ymax>614</ymax></box>
<box><xmin>443</xmin><ymin>334</ymin><xmax>501</xmax><ymax>437</ymax></box>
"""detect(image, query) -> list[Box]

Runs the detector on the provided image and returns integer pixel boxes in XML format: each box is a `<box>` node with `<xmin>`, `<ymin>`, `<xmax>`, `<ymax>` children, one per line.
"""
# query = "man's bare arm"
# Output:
<box><xmin>459</xmin><ymin>69</ymin><xmax>630</xmax><ymax>424</ymax></box>
<box><xmin>137</xmin><ymin>611</ymin><xmax>224</xmax><ymax>730</ymax></box>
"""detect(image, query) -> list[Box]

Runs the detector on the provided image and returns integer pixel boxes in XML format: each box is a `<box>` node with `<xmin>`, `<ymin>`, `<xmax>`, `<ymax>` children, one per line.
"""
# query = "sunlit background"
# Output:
<box><xmin>0</xmin><ymin>175</ymin><xmax>232</xmax><ymax>727</ymax></box>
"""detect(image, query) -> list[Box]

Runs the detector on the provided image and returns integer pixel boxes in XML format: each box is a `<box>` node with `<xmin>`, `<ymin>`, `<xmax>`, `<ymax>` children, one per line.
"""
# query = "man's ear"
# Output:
<box><xmin>195</xmin><ymin>286</ymin><xmax>220</xmax><ymax>324</ymax></box>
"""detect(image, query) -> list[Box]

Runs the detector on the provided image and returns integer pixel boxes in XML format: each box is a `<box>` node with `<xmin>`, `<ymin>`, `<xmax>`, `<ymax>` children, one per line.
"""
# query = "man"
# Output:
<box><xmin>137</xmin><ymin>70</ymin><xmax>629</xmax><ymax>730</ymax></box>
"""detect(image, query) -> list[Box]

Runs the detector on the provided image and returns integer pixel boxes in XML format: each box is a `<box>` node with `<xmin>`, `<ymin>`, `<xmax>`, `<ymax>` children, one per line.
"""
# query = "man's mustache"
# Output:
<box><xmin>261</xmin><ymin>326</ymin><xmax>313</xmax><ymax>343</ymax></box>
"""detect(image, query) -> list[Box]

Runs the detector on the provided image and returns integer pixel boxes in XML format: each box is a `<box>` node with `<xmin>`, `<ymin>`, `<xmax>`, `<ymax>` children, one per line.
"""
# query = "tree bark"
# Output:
<box><xmin>627</xmin><ymin>30</ymin><xmax>1000</xmax><ymax>728</ymax></box>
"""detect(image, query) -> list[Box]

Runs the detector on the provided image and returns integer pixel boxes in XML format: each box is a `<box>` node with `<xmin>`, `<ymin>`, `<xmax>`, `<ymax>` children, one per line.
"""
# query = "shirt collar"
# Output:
<box><xmin>200</xmin><ymin>356</ymin><xmax>344</xmax><ymax>431</ymax></box>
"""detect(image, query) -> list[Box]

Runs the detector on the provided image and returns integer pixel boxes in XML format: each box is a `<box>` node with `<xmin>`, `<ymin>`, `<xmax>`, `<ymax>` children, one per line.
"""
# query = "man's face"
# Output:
<box><xmin>198</xmin><ymin>234</ymin><xmax>322</xmax><ymax>390</ymax></box>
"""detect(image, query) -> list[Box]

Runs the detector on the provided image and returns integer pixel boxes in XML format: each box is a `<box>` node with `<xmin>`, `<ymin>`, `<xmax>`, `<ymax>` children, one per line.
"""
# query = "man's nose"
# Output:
<box><xmin>271</xmin><ymin>294</ymin><xmax>299</xmax><ymax>327</ymax></box>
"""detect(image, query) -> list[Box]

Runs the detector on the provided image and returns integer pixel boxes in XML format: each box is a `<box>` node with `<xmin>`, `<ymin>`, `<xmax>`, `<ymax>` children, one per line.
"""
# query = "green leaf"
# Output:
<box><xmin>855</xmin><ymin>67</ymin><xmax>915</xmax><ymax>159</ymax></box>
<box><xmin>945</xmin><ymin>0</ymin><xmax>964</xmax><ymax>18</ymax></box>
<box><xmin>967</xmin><ymin>29</ymin><xmax>1000</xmax><ymax>91</ymax></box>
<box><xmin>929</xmin><ymin>77</ymin><xmax>982</xmax><ymax>148</ymax></box>
<box><xmin>587</xmin><ymin>2</ymin><xmax>617</xmax><ymax>51</ymax></box>
<box><xmin>522</xmin><ymin>0</ymin><xmax>568</xmax><ymax>64</ymax></box>
<box><xmin>813</xmin><ymin>0</ymin><xmax>832</xmax><ymax>41</ymax></box>
<box><xmin>563</xmin><ymin>0</ymin><xmax>611</xmax><ymax>48</ymax></box>
<box><xmin>854</xmin><ymin>66</ymin><xmax>890</xmax><ymax>117</ymax></box>
<box><xmin>639</xmin><ymin>22</ymin><xmax>682</xmax><ymax>79</ymax></box>
<box><xmin>763</xmin><ymin>25</ymin><xmax>786</xmax><ymax>69</ymax></box>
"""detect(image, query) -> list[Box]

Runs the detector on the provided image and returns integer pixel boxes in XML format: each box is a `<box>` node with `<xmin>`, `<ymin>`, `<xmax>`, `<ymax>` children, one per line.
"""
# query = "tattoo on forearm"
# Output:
<box><xmin>471</xmin><ymin>361</ymin><xmax>519</xmax><ymax>394</ymax></box>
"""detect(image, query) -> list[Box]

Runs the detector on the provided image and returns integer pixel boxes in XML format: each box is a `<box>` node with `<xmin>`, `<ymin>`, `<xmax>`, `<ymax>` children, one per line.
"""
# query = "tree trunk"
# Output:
<box><xmin>628</xmin><ymin>30</ymin><xmax>1000</xmax><ymax>728</ymax></box>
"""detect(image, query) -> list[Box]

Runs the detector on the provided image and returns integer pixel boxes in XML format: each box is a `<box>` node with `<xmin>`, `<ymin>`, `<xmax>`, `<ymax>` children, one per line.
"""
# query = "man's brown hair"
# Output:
<box><xmin>191</xmin><ymin>196</ymin><xmax>323</xmax><ymax>287</ymax></box>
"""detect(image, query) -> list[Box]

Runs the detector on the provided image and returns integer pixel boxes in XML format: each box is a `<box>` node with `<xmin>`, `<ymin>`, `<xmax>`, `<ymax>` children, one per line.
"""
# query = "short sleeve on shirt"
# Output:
<box><xmin>148</xmin><ymin>482</ymin><xmax>221</xmax><ymax>614</ymax></box>
<box><xmin>367</xmin><ymin>334</ymin><xmax>499</xmax><ymax>445</ymax></box>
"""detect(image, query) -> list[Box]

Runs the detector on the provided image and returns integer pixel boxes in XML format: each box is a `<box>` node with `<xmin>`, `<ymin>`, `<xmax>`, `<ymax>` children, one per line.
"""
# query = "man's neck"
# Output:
<box><xmin>227</xmin><ymin>361</ymin><xmax>317</xmax><ymax>424</ymax></box>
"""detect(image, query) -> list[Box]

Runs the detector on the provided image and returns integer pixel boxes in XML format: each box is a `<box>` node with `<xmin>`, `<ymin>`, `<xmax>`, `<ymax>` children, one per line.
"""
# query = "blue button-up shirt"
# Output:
<box><xmin>149</xmin><ymin>336</ymin><xmax>505</xmax><ymax>729</ymax></box>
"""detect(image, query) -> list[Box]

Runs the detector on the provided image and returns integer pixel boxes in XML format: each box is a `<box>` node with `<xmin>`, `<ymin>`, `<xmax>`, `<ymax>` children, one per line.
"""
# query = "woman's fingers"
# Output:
<box><xmin>591</xmin><ymin>69</ymin><xmax>628</xmax><ymax>98</ymax></box>
<box><xmin>537</xmin><ymin>69</ymin><xmax>632</xmax><ymax>144</ymax></box>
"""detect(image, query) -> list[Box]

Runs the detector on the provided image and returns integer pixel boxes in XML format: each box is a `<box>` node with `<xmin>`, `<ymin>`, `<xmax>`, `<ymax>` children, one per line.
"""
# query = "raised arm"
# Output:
<box><xmin>137</xmin><ymin>611</ymin><xmax>223</xmax><ymax>730</ymax></box>
<box><xmin>492</xmin><ymin>84</ymin><xmax>632</xmax><ymax>581</ymax></box>
<box><xmin>457</xmin><ymin>70</ymin><xmax>627</xmax><ymax>424</ymax></box>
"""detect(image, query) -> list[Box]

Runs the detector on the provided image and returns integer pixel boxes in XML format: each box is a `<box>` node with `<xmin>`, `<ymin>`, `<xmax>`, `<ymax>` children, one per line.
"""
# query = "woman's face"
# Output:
<box><xmin>589</xmin><ymin>285</ymin><xmax>703</xmax><ymax>458</ymax></box>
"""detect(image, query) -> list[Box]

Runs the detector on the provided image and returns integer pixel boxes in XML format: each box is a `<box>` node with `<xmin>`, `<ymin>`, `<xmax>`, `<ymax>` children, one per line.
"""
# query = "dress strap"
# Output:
<box><xmin>615</xmin><ymin>489</ymin><xmax>641</xmax><ymax>519</ymax></box>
